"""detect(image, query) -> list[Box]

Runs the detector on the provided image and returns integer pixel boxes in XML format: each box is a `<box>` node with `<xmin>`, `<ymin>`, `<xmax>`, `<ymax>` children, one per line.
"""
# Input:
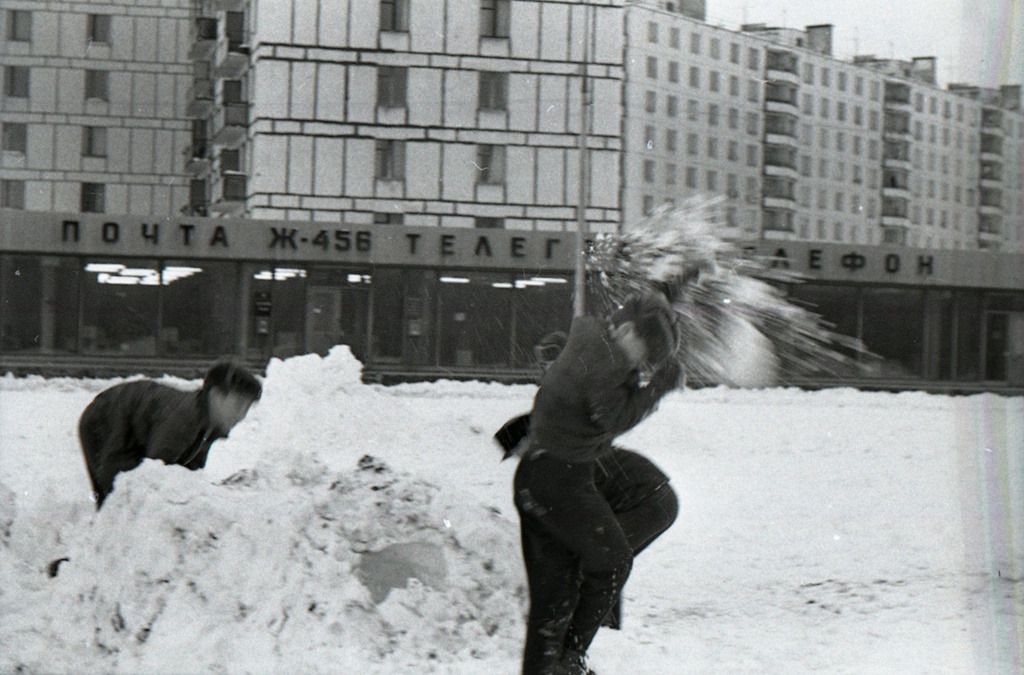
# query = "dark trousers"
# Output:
<box><xmin>514</xmin><ymin>448</ymin><xmax>679</xmax><ymax>674</ymax></box>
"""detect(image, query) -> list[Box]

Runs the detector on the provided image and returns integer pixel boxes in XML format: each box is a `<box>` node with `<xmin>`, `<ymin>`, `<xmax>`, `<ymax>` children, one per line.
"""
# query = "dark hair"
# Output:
<box><xmin>610</xmin><ymin>292</ymin><xmax>681</xmax><ymax>365</ymax></box>
<box><xmin>534</xmin><ymin>331</ymin><xmax>568</xmax><ymax>368</ymax></box>
<box><xmin>202</xmin><ymin>360</ymin><xmax>262</xmax><ymax>400</ymax></box>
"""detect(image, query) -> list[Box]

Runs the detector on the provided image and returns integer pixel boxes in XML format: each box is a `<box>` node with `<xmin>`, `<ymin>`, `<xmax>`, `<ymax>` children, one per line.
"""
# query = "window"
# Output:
<box><xmin>646</xmin><ymin>56</ymin><xmax>658</xmax><ymax>79</ymax></box>
<box><xmin>82</xmin><ymin>126</ymin><xmax>106</xmax><ymax>157</ymax></box>
<box><xmin>686</xmin><ymin>133</ymin><xmax>698</xmax><ymax>156</ymax></box>
<box><xmin>2</xmin><ymin>122</ymin><xmax>27</xmax><ymax>154</ymax></box>
<box><xmin>747</xmin><ymin>79</ymin><xmax>759</xmax><ymax>102</ymax></box>
<box><xmin>665</xmin><ymin>129</ymin><xmax>677</xmax><ymax>152</ymax></box>
<box><xmin>85</xmin><ymin>70</ymin><xmax>108</xmax><ymax>101</ymax></box>
<box><xmin>727</xmin><ymin>140</ymin><xmax>738</xmax><ymax>161</ymax></box>
<box><xmin>81</xmin><ymin>183</ymin><xmax>105</xmax><ymax>213</ymax></box>
<box><xmin>709</xmin><ymin>71</ymin><xmax>720</xmax><ymax>92</ymax></box>
<box><xmin>374</xmin><ymin>140</ymin><xmax>405</xmax><ymax>181</ymax></box>
<box><xmin>729</xmin><ymin>74</ymin><xmax>739</xmax><ymax>96</ymax></box>
<box><xmin>220</xmin><ymin>148</ymin><xmax>241</xmax><ymax>173</ymax></box>
<box><xmin>4</xmin><ymin>66</ymin><xmax>29</xmax><ymax>98</ymax></box>
<box><xmin>643</xmin><ymin>159</ymin><xmax>655</xmax><ymax>183</ymax></box>
<box><xmin>729</xmin><ymin>42</ymin><xmax>740</xmax><ymax>64</ymax></box>
<box><xmin>688</xmin><ymin>67</ymin><xmax>700</xmax><ymax>88</ymax></box>
<box><xmin>706</xmin><ymin>170</ymin><xmax>717</xmax><ymax>191</ymax></box>
<box><xmin>476</xmin><ymin>144</ymin><xmax>505</xmax><ymax>185</ymax></box>
<box><xmin>728</xmin><ymin>107</ymin><xmax>739</xmax><ymax>129</ymax></box>
<box><xmin>480</xmin><ymin>0</ymin><xmax>510</xmax><ymax>38</ymax></box>
<box><xmin>647</xmin><ymin>21</ymin><xmax>658</xmax><ymax>44</ymax></box>
<box><xmin>747</xmin><ymin>47</ymin><xmax>759</xmax><ymax>70</ymax></box>
<box><xmin>685</xmin><ymin>167</ymin><xmax>697</xmax><ymax>188</ymax></box>
<box><xmin>669</xmin><ymin>26</ymin><xmax>680</xmax><ymax>49</ymax></box>
<box><xmin>668</xmin><ymin>61</ymin><xmax>680</xmax><ymax>83</ymax></box>
<box><xmin>478</xmin><ymin>71</ymin><xmax>508</xmax><ymax>111</ymax></box>
<box><xmin>745</xmin><ymin>112</ymin><xmax>759</xmax><ymax>135</ymax></box>
<box><xmin>380</xmin><ymin>0</ymin><xmax>409</xmax><ymax>32</ymax></box>
<box><xmin>665</xmin><ymin>163</ymin><xmax>676</xmax><ymax>185</ymax></box>
<box><xmin>803</xmin><ymin>63</ymin><xmax>814</xmax><ymax>84</ymax></box>
<box><xmin>687</xmin><ymin>99</ymin><xmax>699</xmax><ymax>121</ymax></box>
<box><xmin>644</xmin><ymin>125</ymin><xmax>655</xmax><ymax>149</ymax></box>
<box><xmin>666</xmin><ymin>95</ymin><xmax>678</xmax><ymax>117</ymax></box>
<box><xmin>710</xmin><ymin>38</ymin><xmax>721</xmax><ymax>59</ymax></box>
<box><xmin>377</xmin><ymin>66</ymin><xmax>407</xmax><ymax>108</ymax></box>
<box><xmin>707</xmin><ymin>103</ymin><xmax>719</xmax><ymax>126</ymax></box>
<box><xmin>746</xmin><ymin>145</ymin><xmax>758</xmax><ymax>167</ymax></box>
<box><xmin>87</xmin><ymin>14</ymin><xmax>111</xmax><ymax>44</ymax></box>
<box><xmin>7</xmin><ymin>9</ymin><xmax>31</xmax><ymax>41</ymax></box>
<box><xmin>707</xmin><ymin>137</ymin><xmax>718</xmax><ymax>158</ymax></box>
<box><xmin>642</xmin><ymin>195</ymin><xmax>654</xmax><ymax>215</ymax></box>
<box><xmin>645</xmin><ymin>91</ymin><xmax>657</xmax><ymax>114</ymax></box>
<box><xmin>373</xmin><ymin>212</ymin><xmax>404</xmax><ymax>224</ymax></box>
<box><xmin>474</xmin><ymin>217</ymin><xmax>504</xmax><ymax>229</ymax></box>
<box><xmin>223</xmin><ymin>79</ymin><xmax>244</xmax><ymax>104</ymax></box>
<box><xmin>1</xmin><ymin>180</ymin><xmax>25</xmax><ymax>209</ymax></box>
<box><xmin>820</xmin><ymin>67</ymin><xmax>830</xmax><ymax>87</ymax></box>
<box><xmin>690</xmin><ymin>32</ymin><xmax>701</xmax><ymax>54</ymax></box>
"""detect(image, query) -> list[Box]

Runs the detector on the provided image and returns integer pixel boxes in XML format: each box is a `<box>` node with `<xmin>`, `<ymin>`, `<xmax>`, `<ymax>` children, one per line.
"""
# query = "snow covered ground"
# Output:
<box><xmin>1</xmin><ymin>347</ymin><xmax>1022</xmax><ymax>674</ymax></box>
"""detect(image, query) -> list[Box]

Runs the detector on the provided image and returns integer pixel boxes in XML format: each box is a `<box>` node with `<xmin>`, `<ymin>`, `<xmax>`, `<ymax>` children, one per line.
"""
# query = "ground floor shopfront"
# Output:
<box><xmin>1</xmin><ymin>209</ymin><xmax>1022</xmax><ymax>392</ymax></box>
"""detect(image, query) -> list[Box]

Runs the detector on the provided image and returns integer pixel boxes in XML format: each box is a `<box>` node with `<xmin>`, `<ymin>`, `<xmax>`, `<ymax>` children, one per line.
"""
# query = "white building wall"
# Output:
<box><xmin>0</xmin><ymin>0</ymin><xmax>192</xmax><ymax>214</ymax></box>
<box><xmin>245</xmin><ymin>0</ymin><xmax>625</xmax><ymax>232</ymax></box>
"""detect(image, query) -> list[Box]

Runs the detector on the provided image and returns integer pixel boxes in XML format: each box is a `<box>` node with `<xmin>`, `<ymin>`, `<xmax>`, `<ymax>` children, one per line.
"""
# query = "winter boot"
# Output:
<box><xmin>556</xmin><ymin>648</ymin><xmax>598</xmax><ymax>675</ymax></box>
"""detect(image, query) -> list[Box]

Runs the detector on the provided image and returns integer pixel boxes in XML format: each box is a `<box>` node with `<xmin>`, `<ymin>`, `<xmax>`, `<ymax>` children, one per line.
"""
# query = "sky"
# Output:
<box><xmin>704</xmin><ymin>0</ymin><xmax>1024</xmax><ymax>88</ymax></box>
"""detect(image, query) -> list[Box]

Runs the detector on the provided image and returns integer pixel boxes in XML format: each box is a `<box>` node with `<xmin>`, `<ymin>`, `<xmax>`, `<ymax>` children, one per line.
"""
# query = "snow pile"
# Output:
<box><xmin>1</xmin><ymin>347</ymin><xmax>524</xmax><ymax>674</ymax></box>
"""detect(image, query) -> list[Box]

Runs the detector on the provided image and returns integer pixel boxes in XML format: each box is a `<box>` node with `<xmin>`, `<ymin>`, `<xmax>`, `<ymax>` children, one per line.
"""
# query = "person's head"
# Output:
<box><xmin>609</xmin><ymin>292</ymin><xmax>681</xmax><ymax>369</ymax></box>
<box><xmin>201</xmin><ymin>360</ymin><xmax>262</xmax><ymax>434</ymax></box>
<box><xmin>533</xmin><ymin>331</ymin><xmax>568</xmax><ymax>371</ymax></box>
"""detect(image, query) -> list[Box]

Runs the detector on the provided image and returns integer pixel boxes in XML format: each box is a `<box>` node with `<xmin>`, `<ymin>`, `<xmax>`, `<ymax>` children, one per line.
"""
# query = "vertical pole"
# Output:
<box><xmin>573</xmin><ymin>0</ymin><xmax>591</xmax><ymax>317</ymax></box>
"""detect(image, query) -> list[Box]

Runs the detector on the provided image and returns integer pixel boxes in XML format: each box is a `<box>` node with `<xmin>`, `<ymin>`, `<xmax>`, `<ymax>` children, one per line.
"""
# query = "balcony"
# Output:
<box><xmin>214</xmin><ymin>39</ymin><xmax>250</xmax><ymax>79</ymax></box>
<box><xmin>186</xmin><ymin>79</ymin><xmax>215</xmax><ymax>118</ymax></box>
<box><xmin>881</xmin><ymin>225</ymin><xmax>908</xmax><ymax>245</ymax></box>
<box><xmin>211</xmin><ymin>102</ymin><xmax>248</xmax><ymax>148</ymax></box>
<box><xmin>209</xmin><ymin>173</ymin><xmax>247</xmax><ymax>213</ymax></box>
<box><xmin>761</xmin><ymin>208</ymin><xmax>795</xmax><ymax>233</ymax></box>
<box><xmin>978</xmin><ymin>213</ymin><xmax>1002</xmax><ymax>236</ymax></box>
<box><xmin>184</xmin><ymin>143</ymin><xmax>211</xmax><ymax>175</ymax></box>
<box><xmin>214</xmin><ymin>0</ymin><xmax>248</xmax><ymax>10</ymax></box>
<box><xmin>884</xmin><ymin>81</ymin><xmax>911</xmax><ymax>106</ymax></box>
<box><xmin>189</xmin><ymin>17</ymin><xmax>218</xmax><ymax>60</ymax></box>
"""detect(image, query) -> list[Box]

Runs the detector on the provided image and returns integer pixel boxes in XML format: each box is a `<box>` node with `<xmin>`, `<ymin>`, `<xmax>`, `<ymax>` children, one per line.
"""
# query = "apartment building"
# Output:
<box><xmin>183</xmin><ymin>0</ymin><xmax>626</xmax><ymax>234</ymax></box>
<box><xmin>0</xmin><ymin>1</ymin><xmax>194</xmax><ymax>215</ymax></box>
<box><xmin>621</xmin><ymin>5</ymin><xmax>1024</xmax><ymax>252</ymax></box>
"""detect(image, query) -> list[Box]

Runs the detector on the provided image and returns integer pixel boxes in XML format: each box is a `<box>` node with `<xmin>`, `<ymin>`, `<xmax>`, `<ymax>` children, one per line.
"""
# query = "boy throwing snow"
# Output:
<box><xmin>513</xmin><ymin>292</ymin><xmax>682</xmax><ymax>674</ymax></box>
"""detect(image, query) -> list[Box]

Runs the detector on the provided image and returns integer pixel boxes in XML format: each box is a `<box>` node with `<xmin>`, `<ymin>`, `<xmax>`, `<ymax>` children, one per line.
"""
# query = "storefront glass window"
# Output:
<box><xmin>511</xmin><ymin>273</ymin><xmax>572</xmax><ymax>367</ymax></box>
<box><xmin>955</xmin><ymin>292</ymin><xmax>983</xmax><ymax>381</ymax></box>
<box><xmin>437</xmin><ymin>271</ymin><xmax>512</xmax><ymax>367</ymax></box>
<box><xmin>161</xmin><ymin>260</ymin><xmax>239</xmax><ymax>356</ymax></box>
<box><xmin>306</xmin><ymin>267</ymin><xmax>371</xmax><ymax>362</ymax></box>
<box><xmin>370</xmin><ymin>268</ymin><xmax>406</xmax><ymax>362</ymax></box>
<box><xmin>785</xmin><ymin>283</ymin><xmax>860</xmax><ymax>376</ymax></box>
<box><xmin>81</xmin><ymin>259</ymin><xmax>160</xmax><ymax>355</ymax></box>
<box><xmin>861</xmin><ymin>288</ymin><xmax>924</xmax><ymax>377</ymax></box>
<box><xmin>1</xmin><ymin>256</ymin><xmax>81</xmax><ymax>354</ymax></box>
<box><xmin>250</xmin><ymin>266</ymin><xmax>307</xmax><ymax>359</ymax></box>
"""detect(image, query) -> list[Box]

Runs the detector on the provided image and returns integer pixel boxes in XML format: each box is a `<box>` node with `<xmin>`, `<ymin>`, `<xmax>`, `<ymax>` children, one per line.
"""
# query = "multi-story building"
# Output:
<box><xmin>3</xmin><ymin>0</ymin><xmax>1022</xmax><ymax>252</ymax></box>
<box><xmin>620</xmin><ymin>6</ymin><xmax>1024</xmax><ymax>252</ymax></box>
<box><xmin>0</xmin><ymin>1</ymin><xmax>194</xmax><ymax>214</ymax></box>
<box><xmin>185</xmin><ymin>0</ymin><xmax>625</xmax><ymax>234</ymax></box>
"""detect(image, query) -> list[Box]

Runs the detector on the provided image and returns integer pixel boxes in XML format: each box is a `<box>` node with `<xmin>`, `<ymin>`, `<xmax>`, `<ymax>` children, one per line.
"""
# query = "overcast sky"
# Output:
<box><xmin>703</xmin><ymin>0</ymin><xmax>1024</xmax><ymax>89</ymax></box>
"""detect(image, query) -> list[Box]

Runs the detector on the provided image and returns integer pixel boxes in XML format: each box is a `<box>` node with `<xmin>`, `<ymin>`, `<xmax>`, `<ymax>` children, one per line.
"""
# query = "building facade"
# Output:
<box><xmin>0</xmin><ymin>1</ymin><xmax>194</xmax><ymax>215</ymax></box>
<box><xmin>183</xmin><ymin>0</ymin><xmax>625</xmax><ymax>235</ymax></box>
<box><xmin>620</xmin><ymin>5</ymin><xmax>1024</xmax><ymax>253</ymax></box>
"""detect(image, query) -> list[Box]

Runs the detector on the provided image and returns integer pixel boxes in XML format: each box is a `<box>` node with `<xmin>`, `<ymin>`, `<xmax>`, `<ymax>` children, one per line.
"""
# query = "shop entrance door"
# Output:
<box><xmin>984</xmin><ymin>312</ymin><xmax>1024</xmax><ymax>384</ymax></box>
<box><xmin>305</xmin><ymin>285</ymin><xmax>369</xmax><ymax>362</ymax></box>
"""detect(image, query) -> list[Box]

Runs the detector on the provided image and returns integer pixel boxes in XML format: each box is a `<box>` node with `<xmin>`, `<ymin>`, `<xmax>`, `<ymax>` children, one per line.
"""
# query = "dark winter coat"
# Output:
<box><xmin>527</xmin><ymin>316</ymin><xmax>680</xmax><ymax>463</ymax></box>
<box><xmin>78</xmin><ymin>380</ymin><xmax>222</xmax><ymax>507</ymax></box>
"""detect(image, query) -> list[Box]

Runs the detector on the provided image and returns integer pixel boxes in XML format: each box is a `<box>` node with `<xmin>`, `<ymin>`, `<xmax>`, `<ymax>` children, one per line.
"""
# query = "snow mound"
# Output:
<box><xmin>13</xmin><ymin>454</ymin><xmax>522</xmax><ymax>673</ymax></box>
